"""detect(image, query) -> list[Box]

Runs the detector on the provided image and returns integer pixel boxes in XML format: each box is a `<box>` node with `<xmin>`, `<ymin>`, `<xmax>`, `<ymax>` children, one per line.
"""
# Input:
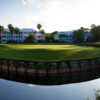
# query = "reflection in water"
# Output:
<box><xmin>87</xmin><ymin>90</ymin><xmax>100</xmax><ymax>100</ymax></box>
<box><xmin>0</xmin><ymin>78</ymin><xmax>100</xmax><ymax>100</ymax></box>
<box><xmin>0</xmin><ymin>58</ymin><xmax>100</xmax><ymax>85</ymax></box>
<box><xmin>0</xmin><ymin>61</ymin><xmax>100</xmax><ymax>100</ymax></box>
<box><xmin>0</xmin><ymin>57</ymin><xmax>100</xmax><ymax>85</ymax></box>
<box><xmin>0</xmin><ymin>66</ymin><xmax>100</xmax><ymax>85</ymax></box>
<box><xmin>95</xmin><ymin>90</ymin><xmax>100</xmax><ymax>100</ymax></box>
<box><xmin>91</xmin><ymin>90</ymin><xmax>100</xmax><ymax>100</ymax></box>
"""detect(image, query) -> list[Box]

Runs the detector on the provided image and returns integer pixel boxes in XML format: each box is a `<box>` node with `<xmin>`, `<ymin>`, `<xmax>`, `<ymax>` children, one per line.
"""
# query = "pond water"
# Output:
<box><xmin>0</xmin><ymin>78</ymin><xmax>100</xmax><ymax>100</ymax></box>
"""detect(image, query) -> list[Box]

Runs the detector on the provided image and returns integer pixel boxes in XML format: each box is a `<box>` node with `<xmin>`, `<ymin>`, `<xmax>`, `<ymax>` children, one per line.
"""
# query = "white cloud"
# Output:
<box><xmin>22</xmin><ymin>0</ymin><xmax>27</xmax><ymax>5</ymax></box>
<box><xmin>19</xmin><ymin>0</ymin><xmax>100</xmax><ymax>32</ymax></box>
<box><xmin>21</xmin><ymin>0</ymin><xmax>35</xmax><ymax>5</ymax></box>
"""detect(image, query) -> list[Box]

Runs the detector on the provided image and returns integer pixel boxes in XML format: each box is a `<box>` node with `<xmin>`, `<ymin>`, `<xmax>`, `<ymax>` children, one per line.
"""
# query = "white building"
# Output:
<box><xmin>35</xmin><ymin>33</ymin><xmax>46</xmax><ymax>41</ymax></box>
<box><xmin>54</xmin><ymin>30</ymin><xmax>91</xmax><ymax>43</ymax></box>
<box><xmin>0</xmin><ymin>28</ymin><xmax>46</xmax><ymax>43</ymax></box>
<box><xmin>54</xmin><ymin>31</ymin><xmax>74</xmax><ymax>43</ymax></box>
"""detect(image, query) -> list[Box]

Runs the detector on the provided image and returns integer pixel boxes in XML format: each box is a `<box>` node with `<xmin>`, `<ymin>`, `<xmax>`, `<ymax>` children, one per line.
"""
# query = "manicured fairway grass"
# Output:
<box><xmin>0</xmin><ymin>44</ymin><xmax>100</xmax><ymax>62</ymax></box>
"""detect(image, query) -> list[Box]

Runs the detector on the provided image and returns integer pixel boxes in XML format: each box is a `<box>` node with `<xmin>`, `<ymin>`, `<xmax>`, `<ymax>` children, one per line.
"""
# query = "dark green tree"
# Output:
<box><xmin>14</xmin><ymin>27</ymin><xmax>19</xmax><ymax>34</ymax></box>
<box><xmin>91</xmin><ymin>25</ymin><xmax>100</xmax><ymax>42</ymax></box>
<box><xmin>39</xmin><ymin>29</ymin><xmax>45</xmax><ymax>34</ymax></box>
<box><xmin>8</xmin><ymin>24</ymin><xmax>15</xmax><ymax>41</ymax></box>
<box><xmin>50</xmin><ymin>31</ymin><xmax>58</xmax><ymax>42</ymax></box>
<box><xmin>51</xmin><ymin>31</ymin><xmax>58</xmax><ymax>35</ymax></box>
<box><xmin>72</xmin><ymin>28</ymin><xmax>85</xmax><ymax>43</ymax></box>
<box><xmin>0</xmin><ymin>25</ymin><xmax>4</xmax><ymax>43</ymax></box>
<box><xmin>24</xmin><ymin>34</ymin><xmax>36</xmax><ymax>43</ymax></box>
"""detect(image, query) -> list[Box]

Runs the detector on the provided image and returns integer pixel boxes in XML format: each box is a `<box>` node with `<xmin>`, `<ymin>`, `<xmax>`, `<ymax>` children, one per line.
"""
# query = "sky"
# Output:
<box><xmin>0</xmin><ymin>0</ymin><xmax>100</xmax><ymax>32</ymax></box>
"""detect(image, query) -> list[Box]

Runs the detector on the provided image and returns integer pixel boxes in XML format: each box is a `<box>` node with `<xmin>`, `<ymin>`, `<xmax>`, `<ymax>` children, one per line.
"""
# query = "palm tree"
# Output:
<box><xmin>37</xmin><ymin>24</ymin><xmax>46</xmax><ymax>42</ymax></box>
<box><xmin>0</xmin><ymin>25</ymin><xmax>4</xmax><ymax>43</ymax></box>
<box><xmin>37</xmin><ymin>24</ymin><xmax>42</xmax><ymax>31</ymax></box>
<box><xmin>8</xmin><ymin>24</ymin><xmax>15</xmax><ymax>41</ymax></box>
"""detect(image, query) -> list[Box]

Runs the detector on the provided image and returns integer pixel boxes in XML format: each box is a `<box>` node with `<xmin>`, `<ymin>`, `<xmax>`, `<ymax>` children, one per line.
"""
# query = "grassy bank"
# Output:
<box><xmin>0</xmin><ymin>44</ymin><xmax>100</xmax><ymax>62</ymax></box>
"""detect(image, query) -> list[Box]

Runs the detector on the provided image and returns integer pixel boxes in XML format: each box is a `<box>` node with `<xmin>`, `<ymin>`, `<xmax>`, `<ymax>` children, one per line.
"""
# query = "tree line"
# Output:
<box><xmin>72</xmin><ymin>24</ymin><xmax>100</xmax><ymax>43</ymax></box>
<box><xmin>0</xmin><ymin>24</ymin><xmax>100</xmax><ymax>43</ymax></box>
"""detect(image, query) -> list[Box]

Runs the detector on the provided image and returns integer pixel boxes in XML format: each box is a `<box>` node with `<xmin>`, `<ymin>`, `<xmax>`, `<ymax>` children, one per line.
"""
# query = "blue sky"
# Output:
<box><xmin>0</xmin><ymin>0</ymin><xmax>100</xmax><ymax>32</ymax></box>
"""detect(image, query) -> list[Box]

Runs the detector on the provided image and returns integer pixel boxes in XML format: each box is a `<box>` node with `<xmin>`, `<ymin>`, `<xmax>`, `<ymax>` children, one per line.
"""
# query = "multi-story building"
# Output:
<box><xmin>0</xmin><ymin>28</ymin><xmax>91</xmax><ymax>43</ymax></box>
<box><xmin>54</xmin><ymin>30</ymin><xmax>91</xmax><ymax>43</ymax></box>
<box><xmin>0</xmin><ymin>28</ymin><xmax>45</xmax><ymax>43</ymax></box>
<box><xmin>54</xmin><ymin>31</ymin><xmax>74</xmax><ymax>43</ymax></box>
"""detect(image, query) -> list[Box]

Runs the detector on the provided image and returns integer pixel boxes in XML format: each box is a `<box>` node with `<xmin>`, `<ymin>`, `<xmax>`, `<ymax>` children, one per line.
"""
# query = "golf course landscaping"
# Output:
<box><xmin>0</xmin><ymin>43</ymin><xmax>100</xmax><ymax>62</ymax></box>
<box><xmin>0</xmin><ymin>43</ymin><xmax>100</xmax><ymax>85</ymax></box>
